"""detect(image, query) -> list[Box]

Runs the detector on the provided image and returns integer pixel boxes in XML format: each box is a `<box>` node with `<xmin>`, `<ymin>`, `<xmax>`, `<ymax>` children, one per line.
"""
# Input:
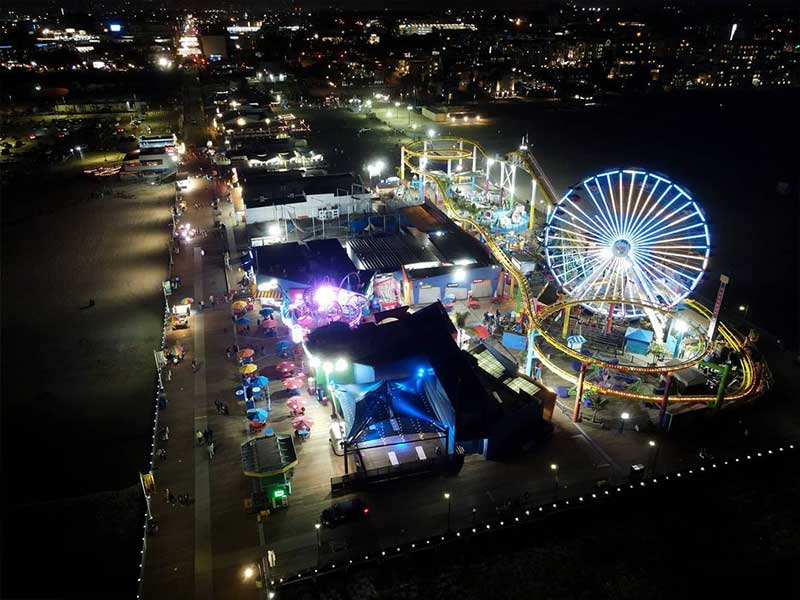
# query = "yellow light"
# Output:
<box><xmin>237</xmin><ymin>117</ymin><xmax>246</xmax><ymax>127</ymax></box>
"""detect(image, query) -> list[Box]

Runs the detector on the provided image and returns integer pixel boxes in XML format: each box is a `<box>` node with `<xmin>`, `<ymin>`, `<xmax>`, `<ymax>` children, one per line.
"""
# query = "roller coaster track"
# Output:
<box><xmin>401</xmin><ymin>138</ymin><xmax>760</xmax><ymax>404</ymax></box>
<box><xmin>506</xmin><ymin>148</ymin><xmax>560</xmax><ymax>208</ymax></box>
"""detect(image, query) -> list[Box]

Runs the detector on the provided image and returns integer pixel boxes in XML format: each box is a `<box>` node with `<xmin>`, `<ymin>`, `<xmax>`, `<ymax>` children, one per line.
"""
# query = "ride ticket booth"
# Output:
<box><xmin>241</xmin><ymin>434</ymin><xmax>298</xmax><ymax>513</ymax></box>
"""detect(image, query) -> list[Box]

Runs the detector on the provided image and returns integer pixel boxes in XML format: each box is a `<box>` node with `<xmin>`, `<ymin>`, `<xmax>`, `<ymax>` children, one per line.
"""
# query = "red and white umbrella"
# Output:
<box><xmin>283</xmin><ymin>377</ymin><xmax>303</xmax><ymax>390</ymax></box>
<box><xmin>276</xmin><ymin>361</ymin><xmax>295</xmax><ymax>373</ymax></box>
<box><xmin>292</xmin><ymin>416</ymin><xmax>314</xmax><ymax>430</ymax></box>
<box><xmin>287</xmin><ymin>397</ymin><xmax>306</xmax><ymax>411</ymax></box>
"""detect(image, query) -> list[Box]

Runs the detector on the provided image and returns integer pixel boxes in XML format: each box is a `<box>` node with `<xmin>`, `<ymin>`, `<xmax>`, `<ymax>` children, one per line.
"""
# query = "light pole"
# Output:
<box><xmin>407</xmin><ymin>104</ymin><xmax>413</xmax><ymax>126</ymax></box>
<box><xmin>315</xmin><ymin>523</ymin><xmax>321</xmax><ymax>564</ymax></box>
<box><xmin>648</xmin><ymin>440</ymin><xmax>660</xmax><ymax>475</ymax></box>
<box><xmin>619</xmin><ymin>412</ymin><xmax>630</xmax><ymax>434</ymax></box>
<box><xmin>550</xmin><ymin>463</ymin><xmax>559</xmax><ymax>499</ymax></box>
<box><xmin>738</xmin><ymin>304</ymin><xmax>749</xmax><ymax>320</ymax></box>
<box><xmin>444</xmin><ymin>492</ymin><xmax>452</xmax><ymax>532</ymax></box>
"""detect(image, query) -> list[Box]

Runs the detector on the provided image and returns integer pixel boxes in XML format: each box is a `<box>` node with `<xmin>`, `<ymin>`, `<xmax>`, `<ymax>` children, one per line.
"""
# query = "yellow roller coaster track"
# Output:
<box><xmin>401</xmin><ymin>138</ymin><xmax>759</xmax><ymax>404</ymax></box>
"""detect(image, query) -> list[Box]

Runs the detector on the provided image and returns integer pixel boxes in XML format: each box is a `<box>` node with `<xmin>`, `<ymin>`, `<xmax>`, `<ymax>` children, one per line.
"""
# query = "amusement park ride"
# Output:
<box><xmin>398</xmin><ymin>136</ymin><xmax>770</xmax><ymax>428</ymax></box>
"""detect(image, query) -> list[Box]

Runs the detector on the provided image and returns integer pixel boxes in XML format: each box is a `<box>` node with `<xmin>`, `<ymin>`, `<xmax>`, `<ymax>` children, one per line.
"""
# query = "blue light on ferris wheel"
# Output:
<box><xmin>543</xmin><ymin>168</ymin><xmax>711</xmax><ymax>319</ymax></box>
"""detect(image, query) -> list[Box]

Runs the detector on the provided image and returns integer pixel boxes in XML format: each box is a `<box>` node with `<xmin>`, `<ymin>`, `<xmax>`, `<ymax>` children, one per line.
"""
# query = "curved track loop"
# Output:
<box><xmin>401</xmin><ymin>138</ymin><xmax>758</xmax><ymax>403</ymax></box>
<box><xmin>535</xmin><ymin>297</ymin><xmax>710</xmax><ymax>374</ymax></box>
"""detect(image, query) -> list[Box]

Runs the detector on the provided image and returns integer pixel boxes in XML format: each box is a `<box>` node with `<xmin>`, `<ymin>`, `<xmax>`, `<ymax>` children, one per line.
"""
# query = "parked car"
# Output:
<box><xmin>320</xmin><ymin>498</ymin><xmax>370</xmax><ymax>528</ymax></box>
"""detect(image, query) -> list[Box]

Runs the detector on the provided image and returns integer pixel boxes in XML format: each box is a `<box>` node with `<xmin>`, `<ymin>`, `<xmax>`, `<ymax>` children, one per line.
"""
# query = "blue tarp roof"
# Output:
<box><xmin>334</xmin><ymin>377</ymin><xmax>451</xmax><ymax>445</ymax></box>
<box><xmin>624</xmin><ymin>327</ymin><xmax>654</xmax><ymax>343</ymax></box>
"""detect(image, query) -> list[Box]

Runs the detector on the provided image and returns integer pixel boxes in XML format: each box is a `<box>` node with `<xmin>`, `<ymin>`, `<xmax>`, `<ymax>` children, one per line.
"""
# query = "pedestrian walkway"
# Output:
<box><xmin>142</xmin><ymin>178</ymin><xmax>261</xmax><ymax>599</ymax></box>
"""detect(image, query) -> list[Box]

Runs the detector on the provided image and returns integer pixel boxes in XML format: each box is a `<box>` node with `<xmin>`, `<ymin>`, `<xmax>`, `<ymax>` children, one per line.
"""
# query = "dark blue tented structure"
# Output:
<box><xmin>334</xmin><ymin>377</ymin><xmax>453</xmax><ymax>449</ymax></box>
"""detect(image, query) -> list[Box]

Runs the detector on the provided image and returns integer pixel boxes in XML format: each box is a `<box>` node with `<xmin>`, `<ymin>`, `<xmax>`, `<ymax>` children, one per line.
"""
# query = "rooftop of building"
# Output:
<box><xmin>253</xmin><ymin>238</ymin><xmax>369</xmax><ymax>289</ymax></box>
<box><xmin>243</xmin><ymin>172</ymin><xmax>358</xmax><ymax>208</ymax></box>
<box><xmin>305</xmin><ymin>303</ymin><xmax>500</xmax><ymax>441</ymax></box>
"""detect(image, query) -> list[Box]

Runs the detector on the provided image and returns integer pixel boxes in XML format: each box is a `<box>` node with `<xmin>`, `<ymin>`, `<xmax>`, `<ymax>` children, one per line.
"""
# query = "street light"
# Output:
<box><xmin>242</xmin><ymin>566</ymin><xmax>255</xmax><ymax>580</ymax></box>
<box><xmin>550</xmin><ymin>463</ymin><xmax>559</xmax><ymax>499</ymax></box>
<box><xmin>619</xmin><ymin>412</ymin><xmax>630</xmax><ymax>433</ymax></box>
<box><xmin>237</xmin><ymin>117</ymin><xmax>246</xmax><ymax>127</ymax></box>
<box><xmin>427</xmin><ymin>128</ymin><xmax>436</xmax><ymax>138</ymax></box>
<box><xmin>738</xmin><ymin>304</ymin><xmax>749</xmax><ymax>319</ymax></box>
<box><xmin>444</xmin><ymin>492</ymin><xmax>452</xmax><ymax>532</ymax></box>
<box><xmin>648</xmin><ymin>440</ymin><xmax>660</xmax><ymax>475</ymax></box>
<box><xmin>315</xmin><ymin>523</ymin><xmax>322</xmax><ymax>564</ymax></box>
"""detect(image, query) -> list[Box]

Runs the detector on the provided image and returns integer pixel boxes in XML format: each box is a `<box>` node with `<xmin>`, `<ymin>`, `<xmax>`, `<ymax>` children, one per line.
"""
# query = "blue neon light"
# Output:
<box><xmin>545</xmin><ymin>168</ymin><xmax>711</xmax><ymax>319</ymax></box>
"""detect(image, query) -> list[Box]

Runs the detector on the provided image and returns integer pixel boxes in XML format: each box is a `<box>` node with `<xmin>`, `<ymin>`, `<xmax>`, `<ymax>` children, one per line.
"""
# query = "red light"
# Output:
<box><xmin>363</xmin><ymin>507</ymin><xmax>370</xmax><ymax>514</ymax></box>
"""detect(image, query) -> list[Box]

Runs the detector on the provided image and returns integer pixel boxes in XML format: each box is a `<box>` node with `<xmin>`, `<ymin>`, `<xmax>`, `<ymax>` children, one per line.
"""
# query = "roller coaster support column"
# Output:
<box><xmin>472</xmin><ymin>145</ymin><xmax>477</xmax><ymax>172</ymax></box>
<box><xmin>605</xmin><ymin>303</ymin><xmax>614</xmax><ymax>335</ymax></box>
<box><xmin>573</xmin><ymin>363</ymin><xmax>588</xmax><ymax>422</ymax></box>
<box><xmin>529</xmin><ymin>179</ymin><xmax>537</xmax><ymax>230</ymax></box>
<box><xmin>658</xmin><ymin>373</ymin><xmax>673</xmax><ymax>430</ymax></box>
<box><xmin>400</xmin><ymin>146</ymin><xmax>405</xmax><ymax>180</ymax></box>
<box><xmin>525</xmin><ymin>328</ymin><xmax>537</xmax><ymax>377</ymax></box>
<box><xmin>562</xmin><ymin>305</ymin><xmax>571</xmax><ymax>339</ymax></box>
<box><xmin>711</xmin><ymin>363</ymin><xmax>731</xmax><ymax>415</ymax></box>
<box><xmin>510</xmin><ymin>164</ymin><xmax>517</xmax><ymax>202</ymax></box>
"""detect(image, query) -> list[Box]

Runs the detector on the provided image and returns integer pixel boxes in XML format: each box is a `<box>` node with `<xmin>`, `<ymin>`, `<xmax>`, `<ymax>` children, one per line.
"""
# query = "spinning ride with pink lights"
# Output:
<box><xmin>284</xmin><ymin>283</ymin><xmax>369</xmax><ymax>343</ymax></box>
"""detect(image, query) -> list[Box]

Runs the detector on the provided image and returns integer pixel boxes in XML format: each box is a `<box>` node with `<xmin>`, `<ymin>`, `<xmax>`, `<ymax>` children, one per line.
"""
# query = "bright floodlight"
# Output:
<box><xmin>550</xmin><ymin>463</ymin><xmax>558</xmax><ymax>471</ymax></box>
<box><xmin>673</xmin><ymin>319</ymin><xmax>689</xmax><ymax>333</ymax></box>
<box><xmin>738</xmin><ymin>305</ymin><xmax>746</xmax><ymax>311</ymax></box>
<box><xmin>158</xmin><ymin>57</ymin><xmax>169</xmax><ymax>67</ymax></box>
<box><xmin>367</xmin><ymin>160</ymin><xmax>385</xmax><ymax>179</ymax></box>
<box><xmin>314</xmin><ymin>285</ymin><xmax>337</xmax><ymax>310</ymax></box>
<box><xmin>309</xmin><ymin>355</ymin><xmax>321</xmax><ymax>368</ymax></box>
<box><xmin>544</xmin><ymin>169</ymin><xmax>710</xmax><ymax>319</ymax></box>
<box><xmin>268</xmin><ymin>223</ymin><xmax>281</xmax><ymax>237</ymax></box>
<box><xmin>335</xmin><ymin>357</ymin><xmax>348</xmax><ymax>372</ymax></box>
<box><xmin>444</xmin><ymin>492</ymin><xmax>450</xmax><ymax>499</ymax></box>
<box><xmin>236</xmin><ymin>117</ymin><xmax>246</xmax><ymax>127</ymax></box>
<box><xmin>621</xmin><ymin>412</ymin><xmax>630</xmax><ymax>420</ymax></box>
<box><xmin>394</xmin><ymin>101</ymin><xmax>401</xmax><ymax>107</ymax></box>
<box><xmin>453</xmin><ymin>268</ymin><xmax>466</xmax><ymax>282</ymax></box>
<box><xmin>649</xmin><ymin>440</ymin><xmax>656</xmax><ymax>447</ymax></box>
<box><xmin>427</xmin><ymin>129</ymin><xmax>436</xmax><ymax>138</ymax></box>
<box><xmin>322</xmin><ymin>362</ymin><xmax>333</xmax><ymax>374</ymax></box>
<box><xmin>242</xmin><ymin>567</ymin><xmax>254</xmax><ymax>580</ymax></box>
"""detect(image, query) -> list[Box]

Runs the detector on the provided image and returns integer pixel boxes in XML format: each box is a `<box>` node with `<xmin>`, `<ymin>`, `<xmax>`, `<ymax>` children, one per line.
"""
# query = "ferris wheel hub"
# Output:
<box><xmin>612</xmin><ymin>239</ymin><xmax>631</xmax><ymax>258</ymax></box>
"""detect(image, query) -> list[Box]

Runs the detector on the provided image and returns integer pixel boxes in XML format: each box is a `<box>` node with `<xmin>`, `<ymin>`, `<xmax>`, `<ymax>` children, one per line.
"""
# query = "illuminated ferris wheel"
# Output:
<box><xmin>543</xmin><ymin>168</ymin><xmax>711</xmax><ymax>319</ymax></box>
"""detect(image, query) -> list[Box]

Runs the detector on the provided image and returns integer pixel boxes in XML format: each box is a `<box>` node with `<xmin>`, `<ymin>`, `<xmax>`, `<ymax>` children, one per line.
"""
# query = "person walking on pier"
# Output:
<box><xmin>207</xmin><ymin>442</ymin><xmax>215</xmax><ymax>460</ymax></box>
